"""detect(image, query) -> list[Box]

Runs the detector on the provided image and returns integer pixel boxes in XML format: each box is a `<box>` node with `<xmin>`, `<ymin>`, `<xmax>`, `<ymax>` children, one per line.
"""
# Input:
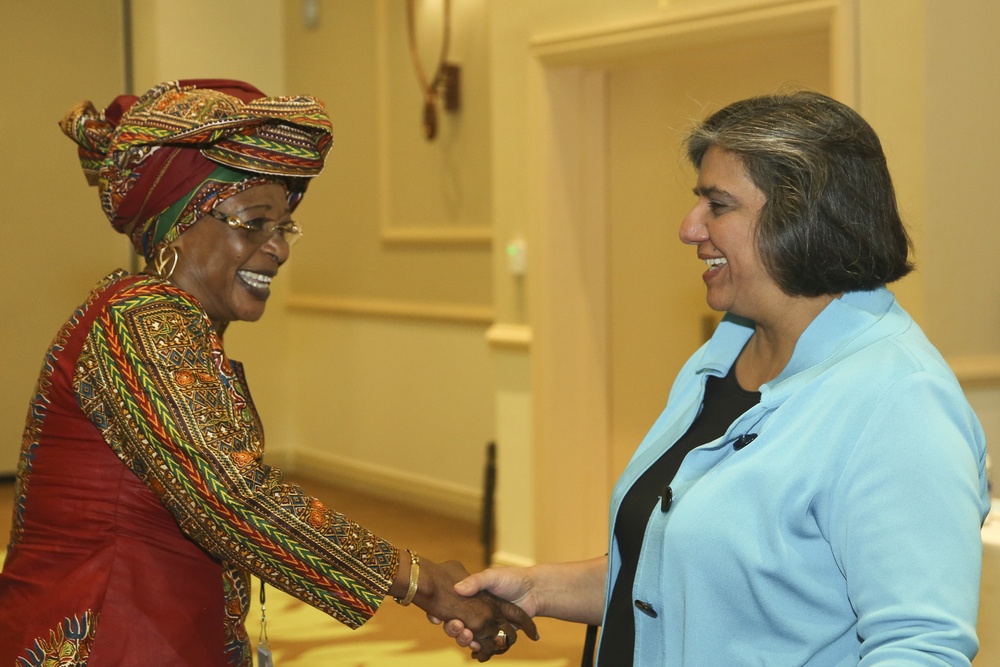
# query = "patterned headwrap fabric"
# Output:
<box><xmin>59</xmin><ymin>79</ymin><xmax>333</xmax><ymax>259</ymax></box>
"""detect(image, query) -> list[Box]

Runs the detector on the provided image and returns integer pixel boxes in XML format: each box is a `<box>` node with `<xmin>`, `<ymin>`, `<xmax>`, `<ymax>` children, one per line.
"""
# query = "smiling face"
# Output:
<box><xmin>164</xmin><ymin>182</ymin><xmax>293</xmax><ymax>330</ymax></box>
<box><xmin>679</xmin><ymin>146</ymin><xmax>786</xmax><ymax>321</ymax></box>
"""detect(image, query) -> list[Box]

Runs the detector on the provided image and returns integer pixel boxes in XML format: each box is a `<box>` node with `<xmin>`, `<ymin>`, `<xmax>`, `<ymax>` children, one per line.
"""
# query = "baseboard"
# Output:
<box><xmin>280</xmin><ymin>446</ymin><xmax>483</xmax><ymax>523</ymax></box>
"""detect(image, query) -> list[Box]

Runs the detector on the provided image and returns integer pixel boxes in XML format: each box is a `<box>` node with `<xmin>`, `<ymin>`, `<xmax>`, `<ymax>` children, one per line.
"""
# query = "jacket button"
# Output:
<box><xmin>635</xmin><ymin>599</ymin><xmax>658</xmax><ymax>618</ymax></box>
<box><xmin>660</xmin><ymin>485</ymin><xmax>672</xmax><ymax>513</ymax></box>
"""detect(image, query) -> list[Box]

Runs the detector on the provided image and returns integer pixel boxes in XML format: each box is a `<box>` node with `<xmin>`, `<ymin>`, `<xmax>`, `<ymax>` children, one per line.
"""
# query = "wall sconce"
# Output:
<box><xmin>302</xmin><ymin>0</ymin><xmax>320</xmax><ymax>30</ymax></box>
<box><xmin>406</xmin><ymin>0</ymin><xmax>461</xmax><ymax>141</ymax></box>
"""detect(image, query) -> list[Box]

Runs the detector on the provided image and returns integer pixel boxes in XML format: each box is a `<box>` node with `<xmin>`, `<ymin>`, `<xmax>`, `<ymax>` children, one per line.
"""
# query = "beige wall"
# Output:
<box><xmin>278</xmin><ymin>0</ymin><xmax>497</xmax><ymax>521</ymax></box>
<box><xmin>924</xmin><ymin>1</ymin><xmax>1000</xmax><ymax>357</ymax></box>
<box><xmin>0</xmin><ymin>0</ymin><xmax>126</xmax><ymax>473</ymax></box>
<box><xmin>284</xmin><ymin>0</ymin><xmax>493</xmax><ymax>307</ymax></box>
<box><xmin>129</xmin><ymin>0</ymin><xmax>285</xmax><ymax>95</ymax></box>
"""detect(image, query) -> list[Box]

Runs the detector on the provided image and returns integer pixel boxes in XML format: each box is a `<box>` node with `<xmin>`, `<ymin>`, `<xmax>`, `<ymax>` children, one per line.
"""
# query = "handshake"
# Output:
<box><xmin>398</xmin><ymin>554</ymin><xmax>603</xmax><ymax>661</ymax></box>
<box><xmin>402</xmin><ymin>557</ymin><xmax>541</xmax><ymax>662</ymax></box>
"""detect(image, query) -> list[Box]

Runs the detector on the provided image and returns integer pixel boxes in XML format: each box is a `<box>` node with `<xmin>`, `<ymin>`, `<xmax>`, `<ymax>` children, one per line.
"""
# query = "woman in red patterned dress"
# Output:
<box><xmin>0</xmin><ymin>79</ymin><xmax>534</xmax><ymax>666</ymax></box>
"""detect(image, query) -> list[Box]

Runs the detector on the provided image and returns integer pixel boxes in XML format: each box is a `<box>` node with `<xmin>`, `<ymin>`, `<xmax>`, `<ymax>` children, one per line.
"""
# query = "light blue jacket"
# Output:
<box><xmin>603</xmin><ymin>288</ymin><xmax>989</xmax><ymax>665</ymax></box>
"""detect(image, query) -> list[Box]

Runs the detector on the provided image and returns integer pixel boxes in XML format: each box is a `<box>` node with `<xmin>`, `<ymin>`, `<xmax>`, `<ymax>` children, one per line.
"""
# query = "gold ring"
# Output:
<box><xmin>494</xmin><ymin>629</ymin><xmax>508</xmax><ymax>650</ymax></box>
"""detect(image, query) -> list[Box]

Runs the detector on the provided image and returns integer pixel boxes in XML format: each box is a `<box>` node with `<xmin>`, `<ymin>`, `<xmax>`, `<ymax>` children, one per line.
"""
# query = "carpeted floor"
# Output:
<box><xmin>0</xmin><ymin>473</ymin><xmax>586</xmax><ymax>666</ymax></box>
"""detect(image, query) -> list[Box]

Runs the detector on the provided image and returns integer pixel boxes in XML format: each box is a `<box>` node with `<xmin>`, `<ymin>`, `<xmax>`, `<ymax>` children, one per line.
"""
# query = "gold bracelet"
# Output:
<box><xmin>394</xmin><ymin>551</ymin><xmax>420</xmax><ymax>606</ymax></box>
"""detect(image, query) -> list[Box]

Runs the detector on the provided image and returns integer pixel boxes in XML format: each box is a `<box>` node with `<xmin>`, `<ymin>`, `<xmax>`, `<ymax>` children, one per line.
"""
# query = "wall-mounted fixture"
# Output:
<box><xmin>405</xmin><ymin>0</ymin><xmax>461</xmax><ymax>141</ymax></box>
<box><xmin>506</xmin><ymin>238</ymin><xmax>527</xmax><ymax>277</ymax></box>
<box><xmin>302</xmin><ymin>0</ymin><xmax>320</xmax><ymax>30</ymax></box>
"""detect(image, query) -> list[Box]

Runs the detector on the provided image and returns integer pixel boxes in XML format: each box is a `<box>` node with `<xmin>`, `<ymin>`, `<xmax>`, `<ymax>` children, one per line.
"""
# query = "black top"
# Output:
<box><xmin>597</xmin><ymin>364</ymin><xmax>761</xmax><ymax>665</ymax></box>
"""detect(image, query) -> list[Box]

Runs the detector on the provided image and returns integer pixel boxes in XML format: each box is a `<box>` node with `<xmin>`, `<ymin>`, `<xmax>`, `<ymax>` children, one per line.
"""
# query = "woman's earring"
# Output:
<box><xmin>153</xmin><ymin>245</ymin><xmax>180</xmax><ymax>280</ymax></box>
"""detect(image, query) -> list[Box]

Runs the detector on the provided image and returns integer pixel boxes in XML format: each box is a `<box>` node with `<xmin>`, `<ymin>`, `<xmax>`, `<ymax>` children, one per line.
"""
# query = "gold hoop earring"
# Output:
<box><xmin>153</xmin><ymin>245</ymin><xmax>180</xmax><ymax>280</ymax></box>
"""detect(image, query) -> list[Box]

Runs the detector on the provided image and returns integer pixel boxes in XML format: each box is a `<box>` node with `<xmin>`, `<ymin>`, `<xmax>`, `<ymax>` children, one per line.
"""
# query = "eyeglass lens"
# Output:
<box><xmin>210</xmin><ymin>209</ymin><xmax>303</xmax><ymax>246</ymax></box>
<box><xmin>247</xmin><ymin>221</ymin><xmax>302</xmax><ymax>247</ymax></box>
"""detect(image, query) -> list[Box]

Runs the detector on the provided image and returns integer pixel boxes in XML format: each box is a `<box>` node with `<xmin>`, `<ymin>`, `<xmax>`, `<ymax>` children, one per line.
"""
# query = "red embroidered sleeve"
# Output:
<box><xmin>74</xmin><ymin>277</ymin><xmax>399</xmax><ymax>629</ymax></box>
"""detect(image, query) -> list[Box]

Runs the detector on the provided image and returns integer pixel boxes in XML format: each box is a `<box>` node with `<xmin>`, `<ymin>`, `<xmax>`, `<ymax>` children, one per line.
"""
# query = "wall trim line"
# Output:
<box><xmin>380</xmin><ymin>226</ymin><xmax>493</xmax><ymax>247</ymax></box>
<box><xmin>949</xmin><ymin>354</ymin><xmax>1000</xmax><ymax>387</ymax></box>
<box><xmin>287</xmin><ymin>293</ymin><xmax>494</xmax><ymax>325</ymax></box>
<box><xmin>485</xmin><ymin>323</ymin><xmax>532</xmax><ymax>350</ymax></box>
<box><xmin>283</xmin><ymin>447</ymin><xmax>482</xmax><ymax>523</ymax></box>
<box><xmin>531</xmin><ymin>0</ymin><xmax>839</xmax><ymax>65</ymax></box>
<box><xmin>490</xmin><ymin>550</ymin><xmax>536</xmax><ymax>568</ymax></box>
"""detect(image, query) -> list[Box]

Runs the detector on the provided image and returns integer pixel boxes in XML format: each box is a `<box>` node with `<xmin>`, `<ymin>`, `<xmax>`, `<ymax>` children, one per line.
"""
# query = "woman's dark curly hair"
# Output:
<box><xmin>685</xmin><ymin>90</ymin><xmax>913</xmax><ymax>296</ymax></box>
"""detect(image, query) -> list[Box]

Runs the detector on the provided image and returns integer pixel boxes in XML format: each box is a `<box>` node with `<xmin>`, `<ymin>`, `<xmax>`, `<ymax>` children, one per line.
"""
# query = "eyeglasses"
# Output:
<box><xmin>208</xmin><ymin>209</ymin><xmax>304</xmax><ymax>247</ymax></box>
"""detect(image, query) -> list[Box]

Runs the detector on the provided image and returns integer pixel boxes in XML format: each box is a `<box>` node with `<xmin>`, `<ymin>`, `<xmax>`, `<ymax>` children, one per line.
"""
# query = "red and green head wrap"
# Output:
<box><xmin>59</xmin><ymin>79</ymin><xmax>333</xmax><ymax>260</ymax></box>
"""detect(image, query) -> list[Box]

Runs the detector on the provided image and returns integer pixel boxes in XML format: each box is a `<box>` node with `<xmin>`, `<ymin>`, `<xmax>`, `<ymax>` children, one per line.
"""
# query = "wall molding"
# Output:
<box><xmin>491</xmin><ymin>550</ymin><xmax>536</xmax><ymax>568</ymax></box>
<box><xmin>287</xmin><ymin>293</ymin><xmax>494</xmax><ymax>325</ymax></box>
<box><xmin>282</xmin><ymin>447</ymin><xmax>482</xmax><ymax>523</ymax></box>
<box><xmin>531</xmin><ymin>0</ymin><xmax>839</xmax><ymax>65</ymax></box>
<box><xmin>949</xmin><ymin>355</ymin><xmax>1000</xmax><ymax>387</ymax></box>
<box><xmin>380</xmin><ymin>226</ymin><xmax>493</xmax><ymax>247</ymax></box>
<box><xmin>485</xmin><ymin>323</ymin><xmax>532</xmax><ymax>350</ymax></box>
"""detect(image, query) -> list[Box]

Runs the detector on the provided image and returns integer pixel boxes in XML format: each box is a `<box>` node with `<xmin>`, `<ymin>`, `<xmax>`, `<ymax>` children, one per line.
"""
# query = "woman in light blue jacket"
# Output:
<box><xmin>439</xmin><ymin>91</ymin><xmax>989</xmax><ymax>665</ymax></box>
